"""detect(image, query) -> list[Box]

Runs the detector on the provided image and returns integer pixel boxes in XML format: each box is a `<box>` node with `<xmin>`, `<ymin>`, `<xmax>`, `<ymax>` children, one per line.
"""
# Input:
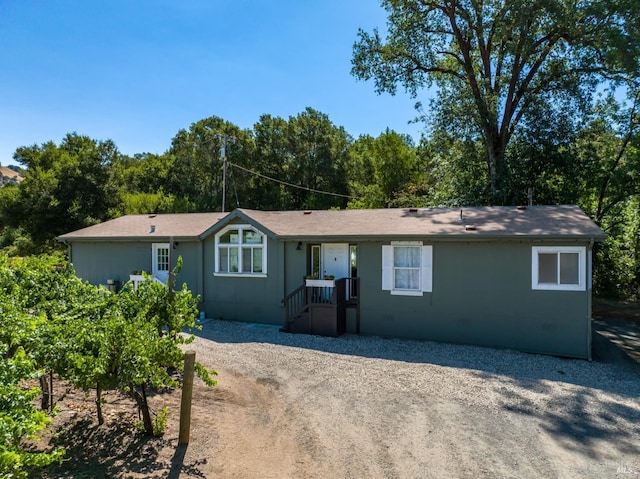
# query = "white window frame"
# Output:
<box><xmin>532</xmin><ymin>246</ymin><xmax>585</xmax><ymax>291</ymax></box>
<box><xmin>214</xmin><ymin>224</ymin><xmax>267</xmax><ymax>277</ymax></box>
<box><xmin>382</xmin><ymin>241</ymin><xmax>432</xmax><ymax>296</ymax></box>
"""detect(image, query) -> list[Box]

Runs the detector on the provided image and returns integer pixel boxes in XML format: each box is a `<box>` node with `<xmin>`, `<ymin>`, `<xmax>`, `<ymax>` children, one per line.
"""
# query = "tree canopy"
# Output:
<box><xmin>352</xmin><ymin>0</ymin><xmax>640</xmax><ymax>202</ymax></box>
<box><xmin>2</xmin><ymin>134</ymin><xmax>121</xmax><ymax>248</ymax></box>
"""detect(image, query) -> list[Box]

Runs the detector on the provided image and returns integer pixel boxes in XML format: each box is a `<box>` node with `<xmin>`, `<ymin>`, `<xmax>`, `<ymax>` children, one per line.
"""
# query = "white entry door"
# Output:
<box><xmin>152</xmin><ymin>243</ymin><xmax>170</xmax><ymax>284</ymax></box>
<box><xmin>322</xmin><ymin>243</ymin><xmax>350</xmax><ymax>280</ymax></box>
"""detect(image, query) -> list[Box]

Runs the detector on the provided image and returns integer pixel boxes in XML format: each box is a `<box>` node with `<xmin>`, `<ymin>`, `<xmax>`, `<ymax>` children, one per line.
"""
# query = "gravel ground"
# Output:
<box><xmin>190</xmin><ymin>319</ymin><xmax>640</xmax><ymax>479</ymax></box>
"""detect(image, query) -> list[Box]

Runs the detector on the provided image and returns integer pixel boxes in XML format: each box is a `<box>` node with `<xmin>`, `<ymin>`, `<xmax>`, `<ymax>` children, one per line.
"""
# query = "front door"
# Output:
<box><xmin>322</xmin><ymin>243</ymin><xmax>349</xmax><ymax>280</ymax></box>
<box><xmin>152</xmin><ymin>243</ymin><xmax>170</xmax><ymax>284</ymax></box>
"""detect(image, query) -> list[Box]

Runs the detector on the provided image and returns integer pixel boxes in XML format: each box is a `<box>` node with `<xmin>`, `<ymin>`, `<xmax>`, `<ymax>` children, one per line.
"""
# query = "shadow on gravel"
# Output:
<box><xmin>593</xmin><ymin>318</ymin><xmax>640</xmax><ymax>365</ymax></box>
<box><xmin>192</xmin><ymin>318</ymin><xmax>640</xmax><ymax>465</ymax></box>
<box><xmin>496</xmin><ymin>378</ymin><xmax>640</xmax><ymax>457</ymax></box>
<box><xmin>192</xmin><ymin>318</ymin><xmax>640</xmax><ymax>398</ymax></box>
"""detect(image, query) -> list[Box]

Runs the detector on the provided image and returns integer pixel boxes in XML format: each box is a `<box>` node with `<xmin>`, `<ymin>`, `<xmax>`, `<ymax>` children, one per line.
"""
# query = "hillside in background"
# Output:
<box><xmin>0</xmin><ymin>165</ymin><xmax>24</xmax><ymax>186</ymax></box>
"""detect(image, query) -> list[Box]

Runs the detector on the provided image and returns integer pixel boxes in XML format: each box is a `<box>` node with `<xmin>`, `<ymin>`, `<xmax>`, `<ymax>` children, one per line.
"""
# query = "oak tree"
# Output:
<box><xmin>352</xmin><ymin>0</ymin><xmax>640</xmax><ymax>202</ymax></box>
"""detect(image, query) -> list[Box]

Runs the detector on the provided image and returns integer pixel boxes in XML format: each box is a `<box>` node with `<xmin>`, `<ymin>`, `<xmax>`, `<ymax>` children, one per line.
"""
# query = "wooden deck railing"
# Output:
<box><xmin>282</xmin><ymin>277</ymin><xmax>360</xmax><ymax>333</ymax></box>
<box><xmin>282</xmin><ymin>282</ymin><xmax>308</xmax><ymax>329</ymax></box>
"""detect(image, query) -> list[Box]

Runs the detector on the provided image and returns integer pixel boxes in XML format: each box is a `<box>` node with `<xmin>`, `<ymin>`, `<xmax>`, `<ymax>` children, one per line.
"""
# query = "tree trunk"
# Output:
<box><xmin>486</xmin><ymin>142</ymin><xmax>499</xmax><ymax>203</ymax></box>
<box><xmin>96</xmin><ymin>382</ymin><xmax>104</xmax><ymax>426</ymax></box>
<box><xmin>485</xmin><ymin>135</ymin><xmax>507</xmax><ymax>205</ymax></box>
<box><xmin>39</xmin><ymin>375</ymin><xmax>50</xmax><ymax>411</ymax></box>
<box><xmin>131</xmin><ymin>383</ymin><xmax>154</xmax><ymax>436</ymax></box>
<box><xmin>49</xmin><ymin>370</ymin><xmax>54</xmax><ymax>413</ymax></box>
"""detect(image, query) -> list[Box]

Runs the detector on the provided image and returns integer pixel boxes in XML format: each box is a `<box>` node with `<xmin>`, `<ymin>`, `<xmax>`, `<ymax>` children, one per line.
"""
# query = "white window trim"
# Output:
<box><xmin>532</xmin><ymin>246</ymin><xmax>585</xmax><ymax>291</ymax></box>
<box><xmin>382</xmin><ymin>241</ymin><xmax>433</xmax><ymax>296</ymax></box>
<box><xmin>214</xmin><ymin>224</ymin><xmax>268</xmax><ymax>277</ymax></box>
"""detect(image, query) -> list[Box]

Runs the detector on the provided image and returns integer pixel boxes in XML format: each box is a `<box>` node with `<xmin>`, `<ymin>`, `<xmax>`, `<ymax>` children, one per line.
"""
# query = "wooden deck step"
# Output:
<box><xmin>288</xmin><ymin>312</ymin><xmax>311</xmax><ymax>334</ymax></box>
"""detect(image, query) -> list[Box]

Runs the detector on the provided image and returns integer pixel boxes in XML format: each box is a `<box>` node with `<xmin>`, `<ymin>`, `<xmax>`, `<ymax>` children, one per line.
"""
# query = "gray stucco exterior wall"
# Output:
<box><xmin>68</xmin><ymin>240</ymin><xmax>203</xmax><ymax>297</ymax></box>
<box><xmin>200</xmin><ymin>235</ymin><xmax>291</xmax><ymax>325</ymax></box>
<box><xmin>357</xmin><ymin>240</ymin><xmax>591</xmax><ymax>358</ymax></box>
<box><xmin>70</xmin><ymin>241</ymin><xmax>153</xmax><ymax>286</ymax></box>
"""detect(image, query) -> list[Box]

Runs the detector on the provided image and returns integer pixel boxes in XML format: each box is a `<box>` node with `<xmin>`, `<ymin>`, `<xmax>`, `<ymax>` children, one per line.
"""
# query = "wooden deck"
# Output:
<box><xmin>282</xmin><ymin>277</ymin><xmax>360</xmax><ymax>337</ymax></box>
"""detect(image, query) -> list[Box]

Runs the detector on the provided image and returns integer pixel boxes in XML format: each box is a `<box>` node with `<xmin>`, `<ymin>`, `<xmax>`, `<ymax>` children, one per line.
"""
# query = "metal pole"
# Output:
<box><xmin>216</xmin><ymin>133</ymin><xmax>235</xmax><ymax>213</ymax></box>
<box><xmin>222</xmin><ymin>156</ymin><xmax>227</xmax><ymax>213</ymax></box>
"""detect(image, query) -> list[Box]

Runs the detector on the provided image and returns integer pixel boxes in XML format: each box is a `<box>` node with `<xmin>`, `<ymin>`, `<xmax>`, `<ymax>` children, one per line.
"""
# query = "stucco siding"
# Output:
<box><xmin>201</xmin><ymin>236</ymin><xmax>296</xmax><ymax>325</ymax></box>
<box><xmin>70</xmin><ymin>241</ymin><xmax>152</xmax><ymax>287</ymax></box>
<box><xmin>69</xmin><ymin>240</ymin><xmax>203</xmax><ymax>296</ymax></box>
<box><xmin>357</xmin><ymin>240</ymin><xmax>590</xmax><ymax>358</ymax></box>
<box><xmin>171</xmin><ymin>242</ymin><xmax>201</xmax><ymax>297</ymax></box>
<box><xmin>284</xmin><ymin>241</ymin><xmax>308</xmax><ymax>295</ymax></box>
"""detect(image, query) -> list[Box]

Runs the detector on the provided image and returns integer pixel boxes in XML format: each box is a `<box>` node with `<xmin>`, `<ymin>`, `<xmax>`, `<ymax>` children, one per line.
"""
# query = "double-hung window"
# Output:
<box><xmin>382</xmin><ymin>242</ymin><xmax>432</xmax><ymax>296</ymax></box>
<box><xmin>532</xmin><ymin>246</ymin><xmax>585</xmax><ymax>291</ymax></box>
<box><xmin>215</xmin><ymin>225</ymin><xmax>267</xmax><ymax>276</ymax></box>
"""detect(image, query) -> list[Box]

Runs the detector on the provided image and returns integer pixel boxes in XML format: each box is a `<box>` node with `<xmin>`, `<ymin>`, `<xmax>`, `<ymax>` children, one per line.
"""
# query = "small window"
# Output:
<box><xmin>155</xmin><ymin>245</ymin><xmax>170</xmax><ymax>272</ymax></box>
<box><xmin>532</xmin><ymin>246</ymin><xmax>585</xmax><ymax>291</ymax></box>
<box><xmin>350</xmin><ymin>245</ymin><xmax>358</xmax><ymax>278</ymax></box>
<box><xmin>382</xmin><ymin>242</ymin><xmax>432</xmax><ymax>296</ymax></box>
<box><xmin>215</xmin><ymin>225</ymin><xmax>267</xmax><ymax>276</ymax></box>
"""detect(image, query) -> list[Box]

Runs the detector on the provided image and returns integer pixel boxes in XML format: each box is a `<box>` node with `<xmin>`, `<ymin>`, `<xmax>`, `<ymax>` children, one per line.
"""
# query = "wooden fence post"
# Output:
<box><xmin>179</xmin><ymin>350</ymin><xmax>196</xmax><ymax>445</ymax></box>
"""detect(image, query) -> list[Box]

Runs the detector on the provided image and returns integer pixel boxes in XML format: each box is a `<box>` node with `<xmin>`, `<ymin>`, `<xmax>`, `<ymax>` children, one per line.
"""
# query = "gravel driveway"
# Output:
<box><xmin>191</xmin><ymin>319</ymin><xmax>640</xmax><ymax>479</ymax></box>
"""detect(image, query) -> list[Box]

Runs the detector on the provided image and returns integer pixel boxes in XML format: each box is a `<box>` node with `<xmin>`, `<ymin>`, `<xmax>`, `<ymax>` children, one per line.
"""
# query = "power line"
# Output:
<box><xmin>227</xmin><ymin>161</ymin><xmax>359</xmax><ymax>200</ymax></box>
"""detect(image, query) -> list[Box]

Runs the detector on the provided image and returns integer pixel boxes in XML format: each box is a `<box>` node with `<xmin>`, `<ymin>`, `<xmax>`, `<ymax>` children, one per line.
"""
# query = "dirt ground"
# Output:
<box><xmin>33</xmin><ymin>303</ymin><xmax>640</xmax><ymax>479</ymax></box>
<box><xmin>33</xmin><ymin>371</ymin><xmax>294</xmax><ymax>478</ymax></box>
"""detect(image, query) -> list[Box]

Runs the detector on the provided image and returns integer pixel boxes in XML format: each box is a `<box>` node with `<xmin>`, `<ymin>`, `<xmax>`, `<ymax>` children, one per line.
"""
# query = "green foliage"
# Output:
<box><xmin>250</xmin><ymin>108</ymin><xmax>352</xmax><ymax>210</ymax></box>
<box><xmin>0</xmin><ymin>349</ymin><xmax>65</xmax><ymax>478</ymax></box>
<box><xmin>352</xmin><ymin>0</ymin><xmax>640</xmax><ymax>200</ymax></box>
<box><xmin>0</xmin><ymin>251</ymin><xmax>217</xmax><ymax>471</ymax></box>
<box><xmin>348</xmin><ymin>130</ymin><xmax>422</xmax><ymax>208</ymax></box>
<box><xmin>133</xmin><ymin>405</ymin><xmax>168</xmax><ymax>437</ymax></box>
<box><xmin>167</xmin><ymin>116</ymin><xmax>255</xmax><ymax>211</ymax></box>
<box><xmin>122</xmin><ymin>191</ymin><xmax>196</xmax><ymax>214</ymax></box>
<box><xmin>1</xmin><ymin>134</ymin><xmax>123</xmax><ymax>251</ymax></box>
<box><xmin>0</xmin><ymin>289</ymin><xmax>65</xmax><ymax>479</ymax></box>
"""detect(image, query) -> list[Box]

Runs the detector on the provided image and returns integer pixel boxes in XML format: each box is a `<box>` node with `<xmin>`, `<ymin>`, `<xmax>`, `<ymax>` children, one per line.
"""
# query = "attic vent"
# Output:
<box><xmin>303</xmin><ymin>210</ymin><xmax>312</xmax><ymax>215</ymax></box>
<box><xmin>465</xmin><ymin>225</ymin><xmax>476</xmax><ymax>231</ymax></box>
<box><xmin>408</xmin><ymin>208</ymin><xmax>418</xmax><ymax>213</ymax></box>
<box><xmin>149</xmin><ymin>225</ymin><xmax>156</xmax><ymax>233</ymax></box>
<box><xmin>516</xmin><ymin>205</ymin><xmax>527</xmax><ymax>211</ymax></box>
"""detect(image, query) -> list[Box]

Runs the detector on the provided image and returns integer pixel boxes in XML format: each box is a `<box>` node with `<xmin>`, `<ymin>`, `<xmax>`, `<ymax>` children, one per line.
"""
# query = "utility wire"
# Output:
<box><xmin>228</xmin><ymin>161</ymin><xmax>359</xmax><ymax>200</ymax></box>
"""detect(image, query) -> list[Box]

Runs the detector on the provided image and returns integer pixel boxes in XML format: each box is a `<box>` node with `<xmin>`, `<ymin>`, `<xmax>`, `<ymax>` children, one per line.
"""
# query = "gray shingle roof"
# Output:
<box><xmin>58</xmin><ymin>205</ymin><xmax>605</xmax><ymax>242</ymax></box>
<box><xmin>234</xmin><ymin>205</ymin><xmax>605</xmax><ymax>240</ymax></box>
<box><xmin>58</xmin><ymin>212</ymin><xmax>228</xmax><ymax>240</ymax></box>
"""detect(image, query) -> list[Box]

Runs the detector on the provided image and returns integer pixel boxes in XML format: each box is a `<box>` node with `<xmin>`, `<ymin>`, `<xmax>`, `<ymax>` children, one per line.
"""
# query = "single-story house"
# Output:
<box><xmin>58</xmin><ymin>205</ymin><xmax>606</xmax><ymax>359</ymax></box>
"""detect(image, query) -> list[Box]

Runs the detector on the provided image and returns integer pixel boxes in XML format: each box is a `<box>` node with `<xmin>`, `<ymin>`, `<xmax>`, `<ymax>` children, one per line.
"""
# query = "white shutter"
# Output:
<box><xmin>382</xmin><ymin>245</ymin><xmax>393</xmax><ymax>291</ymax></box>
<box><xmin>421</xmin><ymin>245</ymin><xmax>433</xmax><ymax>292</ymax></box>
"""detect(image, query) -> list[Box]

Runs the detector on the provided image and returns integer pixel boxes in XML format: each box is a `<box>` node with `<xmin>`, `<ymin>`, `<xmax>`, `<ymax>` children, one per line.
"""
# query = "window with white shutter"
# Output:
<box><xmin>382</xmin><ymin>242</ymin><xmax>433</xmax><ymax>296</ymax></box>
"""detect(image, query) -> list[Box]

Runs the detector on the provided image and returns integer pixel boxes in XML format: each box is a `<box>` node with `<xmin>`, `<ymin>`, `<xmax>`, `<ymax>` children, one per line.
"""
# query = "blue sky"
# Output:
<box><xmin>0</xmin><ymin>1</ymin><xmax>426</xmax><ymax>165</ymax></box>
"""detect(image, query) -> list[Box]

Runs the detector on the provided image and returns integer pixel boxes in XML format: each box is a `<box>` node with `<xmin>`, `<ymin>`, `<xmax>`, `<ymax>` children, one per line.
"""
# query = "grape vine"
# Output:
<box><xmin>0</xmin><ymin>254</ymin><xmax>216</xmax><ymax>478</ymax></box>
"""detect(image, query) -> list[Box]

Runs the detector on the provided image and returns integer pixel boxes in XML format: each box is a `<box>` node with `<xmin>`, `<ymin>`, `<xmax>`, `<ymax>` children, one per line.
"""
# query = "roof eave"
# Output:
<box><xmin>57</xmin><ymin>235</ymin><xmax>202</xmax><ymax>242</ymax></box>
<box><xmin>274</xmin><ymin>233</ymin><xmax>607</xmax><ymax>242</ymax></box>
